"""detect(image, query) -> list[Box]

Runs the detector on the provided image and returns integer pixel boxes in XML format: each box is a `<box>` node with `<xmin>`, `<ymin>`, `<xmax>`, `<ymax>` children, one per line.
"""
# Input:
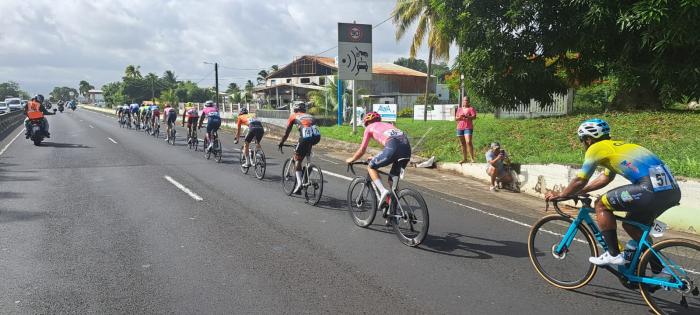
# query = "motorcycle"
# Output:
<box><xmin>58</xmin><ymin>104</ymin><xmax>64</xmax><ymax>113</ymax></box>
<box><xmin>28</xmin><ymin>109</ymin><xmax>57</xmax><ymax>146</ymax></box>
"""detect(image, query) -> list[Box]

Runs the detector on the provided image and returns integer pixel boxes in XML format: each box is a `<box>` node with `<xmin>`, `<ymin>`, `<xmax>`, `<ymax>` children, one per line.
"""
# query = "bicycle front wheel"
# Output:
<box><xmin>392</xmin><ymin>189</ymin><xmax>429</xmax><ymax>247</ymax></box>
<box><xmin>527</xmin><ymin>215</ymin><xmax>598</xmax><ymax>289</ymax></box>
<box><xmin>304</xmin><ymin>164</ymin><xmax>323</xmax><ymax>206</ymax></box>
<box><xmin>254</xmin><ymin>150</ymin><xmax>266</xmax><ymax>180</ymax></box>
<box><xmin>281</xmin><ymin>158</ymin><xmax>296</xmax><ymax>196</ymax></box>
<box><xmin>638</xmin><ymin>238</ymin><xmax>700</xmax><ymax>315</ymax></box>
<box><xmin>346</xmin><ymin>177</ymin><xmax>376</xmax><ymax>228</ymax></box>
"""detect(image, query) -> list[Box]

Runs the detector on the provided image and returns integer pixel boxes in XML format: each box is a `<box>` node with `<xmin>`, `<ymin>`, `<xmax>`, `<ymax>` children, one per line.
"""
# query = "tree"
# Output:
<box><xmin>124</xmin><ymin>65</ymin><xmax>142</xmax><ymax>79</ymax></box>
<box><xmin>158</xmin><ymin>89</ymin><xmax>179</xmax><ymax>109</ymax></box>
<box><xmin>435</xmin><ymin>0</ymin><xmax>700</xmax><ymax>109</ymax></box>
<box><xmin>49</xmin><ymin>86</ymin><xmax>79</xmax><ymax>102</ymax></box>
<box><xmin>393</xmin><ymin>57</ymin><xmax>428</xmax><ymax>73</ymax></box>
<box><xmin>0</xmin><ymin>81</ymin><xmax>30</xmax><ymax>100</ymax></box>
<box><xmin>161</xmin><ymin>70</ymin><xmax>177</xmax><ymax>89</ymax></box>
<box><xmin>78</xmin><ymin>80</ymin><xmax>95</xmax><ymax>97</ymax></box>
<box><xmin>102</xmin><ymin>82</ymin><xmax>125</xmax><ymax>107</ymax></box>
<box><xmin>270</xmin><ymin>65</ymin><xmax>279</xmax><ymax>73</ymax></box>
<box><xmin>392</xmin><ymin>0</ymin><xmax>452</xmax><ymax>121</ymax></box>
<box><xmin>226</xmin><ymin>82</ymin><xmax>240</xmax><ymax>94</ymax></box>
<box><xmin>257</xmin><ymin>70</ymin><xmax>268</xmax><ymax>85</ymax></box>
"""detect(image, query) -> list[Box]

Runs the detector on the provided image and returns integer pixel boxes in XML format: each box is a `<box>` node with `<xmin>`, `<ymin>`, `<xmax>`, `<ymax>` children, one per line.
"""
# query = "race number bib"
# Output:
<box><xmin>207</xmin><ymin>111</ymin><xmax>220</xmax><ymax>118</ymax></box>
<box><xmin>650</xmin><ymin>220</ymin><xmax>667</xmax><ymax>237</ymax></box>
<box><xmin>383</xmin><ymin>129</ymin><xmax>404</xmax><ymax>138</ymax></box>
<box><xmin>301</xmin><ymin>126</ymin><xmax>320</xmax><ymax>139</ymax></box>
<box><xmin>649</xmin><ymin>165</ymin><xmax>674</xmax><ymax>192</ymax></box>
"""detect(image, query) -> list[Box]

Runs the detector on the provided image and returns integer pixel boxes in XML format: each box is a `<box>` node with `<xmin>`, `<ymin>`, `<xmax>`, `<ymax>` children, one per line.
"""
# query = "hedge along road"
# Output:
<box><xmin>0</xmin><ymin>108</ymin><xmax>665</xmax><ymax>314</ymax></box>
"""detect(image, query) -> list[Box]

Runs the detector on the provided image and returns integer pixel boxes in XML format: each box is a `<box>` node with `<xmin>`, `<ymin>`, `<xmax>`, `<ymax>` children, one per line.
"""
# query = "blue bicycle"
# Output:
<box><xmin>527</xmin><ymin>195</ymin><xmax>699</xmax><ymax>315</ymax></box>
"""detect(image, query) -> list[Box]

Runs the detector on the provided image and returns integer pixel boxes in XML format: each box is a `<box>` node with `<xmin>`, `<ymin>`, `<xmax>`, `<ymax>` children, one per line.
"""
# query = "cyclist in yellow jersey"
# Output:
<box><xmin>546</xmin><ymin>119</ymin><xmax>681</xmax><ymax>266</ymax></box>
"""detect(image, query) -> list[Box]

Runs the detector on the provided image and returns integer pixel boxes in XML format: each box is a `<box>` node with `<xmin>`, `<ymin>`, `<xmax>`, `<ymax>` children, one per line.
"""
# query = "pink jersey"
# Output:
<box><xmin>360</xmin><ymin>122</ymin><xmax>405</xmax><ymax>150</ymax></box>
<box><xmin>200</xmin><ymin>107</ymin><xmax>220</xmax><ymax>120</ymax></box>
<box><xmin>456</xmin><ymin>106</ymin><xmax>476</xmax><ymax>130</ymax></box>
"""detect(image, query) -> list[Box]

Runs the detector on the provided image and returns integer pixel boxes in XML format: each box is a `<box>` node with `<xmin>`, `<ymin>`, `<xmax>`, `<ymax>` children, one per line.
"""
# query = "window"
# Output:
<box><xmin>300</xmin><ymin>78</ymin><xmax>311</xmax><ymax>84</ymax></box>
<box><xmin>286</xmin><ymin>79</ymin><xmax>292</xmax><ymax>84</ymax></box>
<box><xmin>319</xmin><ymin>77</ymin><xmax>326</xmax><ymax>86</ymax></box>
<box><xmin>270</xmin><ymin>79</ymin><xmax>276</xmax><ymax>85</ymax></box>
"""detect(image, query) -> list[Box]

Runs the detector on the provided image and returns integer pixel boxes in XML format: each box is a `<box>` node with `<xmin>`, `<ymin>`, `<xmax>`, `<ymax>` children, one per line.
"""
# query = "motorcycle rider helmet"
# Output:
<box><xmin>35</xmin><ymin>94</ymin><xmax>45</xmax><ymax>103</ymax></box>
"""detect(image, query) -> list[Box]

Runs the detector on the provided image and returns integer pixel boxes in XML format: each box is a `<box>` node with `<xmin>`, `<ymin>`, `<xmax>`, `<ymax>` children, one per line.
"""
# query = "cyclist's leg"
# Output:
<box><xmin>368</xmin><ymin>138</ymin><xmax>400</xmax><ymax>196</ymax></box>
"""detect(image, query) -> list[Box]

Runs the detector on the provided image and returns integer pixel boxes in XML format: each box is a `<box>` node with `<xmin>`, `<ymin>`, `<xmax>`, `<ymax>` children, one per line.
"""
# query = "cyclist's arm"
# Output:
<box><xmin>347</xmin><ymin>129</ymin><xmax>371</xmax><ymax>162</ymax></box>
<box><xmin>279</xmin><ymin>122</ymin><xmax>294</xmax><ymax>145</ymax></box>
<box><xmin>197</xmin><ymin>115</ymin><xmax>204</xmax><ymax>129</ymax></box>
<box><xmin>235</xmin><ymin>117</ymin><xmax>242</xmax><ymax>139</ymax></box>
<box><xmin>181</xmin><ymin>110</ymin><xmax>186</xmax><ymax>126</ymax></box>
<box><xmin>579</xmin><ymin>171</ymin><xmax>615</xmax><ymax>194</ymax></box>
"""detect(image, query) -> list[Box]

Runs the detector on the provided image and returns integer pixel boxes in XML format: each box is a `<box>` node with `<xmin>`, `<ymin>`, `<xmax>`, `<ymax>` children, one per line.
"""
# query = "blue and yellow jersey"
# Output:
<box><xmin>577</xmin><ymin>140</ymin><xmax>669</xmax><ymax>184</ymax></box>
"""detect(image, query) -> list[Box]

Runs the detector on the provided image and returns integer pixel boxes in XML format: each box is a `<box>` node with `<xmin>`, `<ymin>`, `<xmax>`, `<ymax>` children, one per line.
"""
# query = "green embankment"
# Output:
<box><xmin>319</xmin><ymin>111</ymin><xmax>700</xmax><ymax>178</ymax></box>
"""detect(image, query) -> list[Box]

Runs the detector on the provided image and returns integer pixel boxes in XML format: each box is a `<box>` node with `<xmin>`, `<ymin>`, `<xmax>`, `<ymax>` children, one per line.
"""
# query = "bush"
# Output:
<box><xmin>398</xmin><ymin>107</ymin><xmax>414</xmax><ymax>118</ymax></box>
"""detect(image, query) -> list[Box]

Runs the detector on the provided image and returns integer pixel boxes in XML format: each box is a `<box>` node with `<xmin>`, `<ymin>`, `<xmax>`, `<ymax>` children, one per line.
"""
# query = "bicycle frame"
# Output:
<box><xmin>555</xmin><ymin>204</ymin><xmax>687</xmax><ymax>290</ymax></box>
<box><xmin>349</xmin><ymin>162</ymin><xmax>407</xmax><ymax>219</ymax></box>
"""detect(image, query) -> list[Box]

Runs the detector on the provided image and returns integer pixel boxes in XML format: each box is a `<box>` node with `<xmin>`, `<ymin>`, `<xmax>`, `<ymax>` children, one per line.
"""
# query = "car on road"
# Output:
<box><xmin>4</xmin><ymin>97</ymin><xmax>22</xmax><ymax>112</ymax></box>
<box><xmin>0</xmin><ymin>101</ymin><xmax>8</xmax><ymax>114</ymax></box>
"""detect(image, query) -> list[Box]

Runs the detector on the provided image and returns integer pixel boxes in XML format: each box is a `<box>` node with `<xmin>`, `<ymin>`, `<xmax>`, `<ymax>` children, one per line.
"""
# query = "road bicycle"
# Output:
<box><xmin>151</xmin><ymin>118</ymin><xmax>160</xmax><ymax>138</ymax></box>
<box><xmin>118</xmin><ymin>114</ymin><xmax>126</xmax><ymax>128</ymax></box>
<box><xmin>202</xmin><ymin>130</ymin><xmax>222</xmax><ymax>163</ymax></box>
<box><xmin>166</xmin><ymin>124</ymin><xmax>176</xmax><ymax>145</ymax></box>
<box><xmin>527</xmin><ymin>194</ymin><xmax>700</xmax><ymax>314</ymax></box>
<box><xmin>186</xmin><ymin>126</ymin><xmax>198</xmax><ymax>151</ymax></box>
<box><xmin>346</xmin><ymin>161</ymin><xmax>429</xmax><ymax>247</ymax></box>
<box><xmin>279</xmin><ymin>143</ymin><xmax>323</xmax><ymax>205</ymax></box>
<box><xmin>238</xmin><ymin>135</ymin><xmax>266</xmax><ymax>180</ymax></box>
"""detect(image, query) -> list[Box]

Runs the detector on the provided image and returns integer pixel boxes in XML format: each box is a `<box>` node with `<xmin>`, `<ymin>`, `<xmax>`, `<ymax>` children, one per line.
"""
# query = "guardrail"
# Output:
<box><xmin>0</xmin><ymin>110</ymin><xmax>24</xmax><ymax>136</ymax></box>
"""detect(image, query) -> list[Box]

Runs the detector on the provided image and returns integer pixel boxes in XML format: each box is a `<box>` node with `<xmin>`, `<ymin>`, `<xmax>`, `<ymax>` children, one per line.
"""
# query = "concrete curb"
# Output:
<box><xmin>0</xmin><ymin>111</ymin><xmax>24</xmax><ymax>138</ymax></box>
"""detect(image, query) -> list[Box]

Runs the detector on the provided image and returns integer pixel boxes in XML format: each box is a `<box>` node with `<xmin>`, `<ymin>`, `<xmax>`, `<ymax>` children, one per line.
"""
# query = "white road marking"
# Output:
<box><xmin>0</xmin><ymin>130</ymin><xmax>23</xmax><ymax>157</ymax></box>
<box><xmin>164</xmin><ymin>176</ymin><xmax>203</xmax><ymax>201</ymax></box>
<box><xmin>107</xmin><ymin>137</ymin><xmax>118</xmax><ymax>144</ymax></box>
<box><xmin>321</xmin><ymin>170</ymin><xmax>353</xmax><ymax>181</ymax></box>
<box><xmin>317</xmin><ymin>156</ymin><xmax>339</xmax><ymax>165</ymax></box>
<box><xmin>89</xmin><ymin>125</ymin><xmax>94</xmax><ymax>128</ymax></box>
<box><xmin>412</xmin><ymin>126</ymin><xmax>434</xmax><ymax>151</ymax></box>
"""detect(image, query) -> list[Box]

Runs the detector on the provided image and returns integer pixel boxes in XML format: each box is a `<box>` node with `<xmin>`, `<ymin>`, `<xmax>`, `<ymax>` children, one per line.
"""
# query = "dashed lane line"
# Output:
<box><xmin>164</xmin><ymin>176</ymin><xmax>203</xmax><ymax>201</ymax></box>
<box><xmin>108</xmin><ymin>137</ymin><xmax>118</xmax><ymax>144</ymax></box>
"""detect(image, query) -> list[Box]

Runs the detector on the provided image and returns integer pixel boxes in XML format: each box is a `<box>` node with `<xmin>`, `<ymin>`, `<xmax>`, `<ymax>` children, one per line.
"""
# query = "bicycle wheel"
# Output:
<box><xmin>527</xmin><ymin>215</ymin><xmax>598</xmax><ymax>289</ymax></box>
<box><xmin>215</xmin><ymin>140</ymin><xmax>222</xmax><ymax>163</ymax></box>
<box><xmin>346</xmin><ymin>177</ymin><xmax>377</xmax><ymax>228</ymax></box>
<box><xmin>204</xmin><ymin>139</ymin><xmax>211</xmax><ymax>160</ymax></box>
<box><xmin>239</xmin><ymin>147</ymin><xmax>249</xmax><ymax>174</ymax></box>
<box><xmin>391</xmin><ymin>189</ymin><xmax>429</xmax><ymax>247</ymax></box>
<box><xmin>170</xmin><ymin>129</ymin><xmax>176</xmax><ymax>145</ymax></box>
<box><xmin>304</xmin><ymin>163</ymin><xmax>323</xmax><ymax>206</ymax></box>
<box><xmin>254</xmin><ymin>149</ymin><xmax>266</xmax><ymax>180</ymax></box>
<box><xmin>281</xmin><ymin>158</ymin><xmax>297</xmax><ymax>195</ymax></box>
<box><xmin>638</xmin><ymin>239</ymin><xmax>700</xmax><ymax>315</ymax></box>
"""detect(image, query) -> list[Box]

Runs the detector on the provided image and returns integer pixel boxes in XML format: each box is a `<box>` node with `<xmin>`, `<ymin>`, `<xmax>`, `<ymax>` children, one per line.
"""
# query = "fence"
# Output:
<box><xmin>0</xmin><ymin>110</ymin><xmax>24</xmax><ymax>136</ymax></box>
<box><xmin>495</xmin><ymin>88</ymin><xmax>574</xmax><ymax>119</ymax></box>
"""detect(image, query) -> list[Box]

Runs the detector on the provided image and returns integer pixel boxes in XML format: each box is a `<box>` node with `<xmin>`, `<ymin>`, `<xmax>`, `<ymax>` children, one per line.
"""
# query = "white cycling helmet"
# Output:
<box><xmin>204</xmin><ymin>100</ymin><xmax>214</xmax><ymax>107</ymax></box>
<box><xmin>577</xmin><ymin>118</ymin><xmax>610</xmax><ymax>140</ymax></box>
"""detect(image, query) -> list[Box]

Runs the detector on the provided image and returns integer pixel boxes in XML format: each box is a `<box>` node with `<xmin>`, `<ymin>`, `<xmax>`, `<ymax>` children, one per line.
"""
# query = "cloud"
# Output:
<box><xmin>0</xmin><ymin>0</ymin><xmax>453</xmax><ymax>95</ymax></box>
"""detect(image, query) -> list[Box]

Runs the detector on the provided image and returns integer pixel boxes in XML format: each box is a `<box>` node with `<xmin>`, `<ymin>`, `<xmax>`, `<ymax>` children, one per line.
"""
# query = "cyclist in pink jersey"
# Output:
<box><xmin>346</xmin><ymin>112</ymin><xmax>411</xmax><ymax>207</ymax></box>
<box><xmin>198</xmin><ymin>101</ymin><xmax>221</xmax><ymax>150</ymax></box>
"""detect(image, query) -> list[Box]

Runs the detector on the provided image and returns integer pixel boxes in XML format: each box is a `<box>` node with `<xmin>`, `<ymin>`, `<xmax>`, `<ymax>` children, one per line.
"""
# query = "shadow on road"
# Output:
<box><xmin>418</xmin><ymin>232</ymin><xmax>531</xmax><ymax>259</ymax></box>
<box><xmin>0</xmin><ymin>192</ymin><xmax>24</xmax><ymax>199</ymax></box>
<box><xmin>572</xmin><ymin>283</ymin><xmax>648</xmax><ymax>307</ymax></box>
<box><xmin>40</xmin><ymin>142</ymin><xmax>91</xmax><ymax>149</ymax></box>
<box><xmin>0</xmin><ymin>210</ymin><xmax>49</xmax><ymax>223</ymax></box>
<box><xmin>315</xmin><ymin>197</ymin><xmax>348</xmax><ymax>212</ymax></box>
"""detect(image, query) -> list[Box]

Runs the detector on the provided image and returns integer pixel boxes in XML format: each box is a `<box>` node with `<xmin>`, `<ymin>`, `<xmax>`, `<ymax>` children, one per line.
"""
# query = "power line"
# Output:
<box><xmin>194</xmin><ymin>69</ymin><xmax>215</xmax><ymax>85</ymax></box>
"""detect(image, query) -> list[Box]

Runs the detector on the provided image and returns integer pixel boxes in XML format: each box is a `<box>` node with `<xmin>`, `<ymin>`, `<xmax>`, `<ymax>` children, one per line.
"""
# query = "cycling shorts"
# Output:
<box><xmin>206</xmin><ymin>117</ymin><xmax>221</xmax><ymax>133</ymax></box>
<box><xmin>295</xmin><ymin>134</ymin><xmax>321</xmax><ymax>158</ymax></box>
<box><xmin>370</xmin><ymin>137</ymin><xmax>411</xmax><ymax>177</ymax></box>
<box><xmin>245</xmin><ymin>126</ymin><xmax>264</xmax><ymax>144</ymax></box>
<box><xmin>166</xmin><ymin>111</ymin><xmax>177</xmax><ymax>124</ymax></box>
<box><xmin>187</xmin><ymin>117</ymin><xmax>199</xmax><ymax>127</ymax></box>
<box><xmin>601</xmin><ymin>177</ymin><xmax>681</xmax><ymax>225</ymax></box>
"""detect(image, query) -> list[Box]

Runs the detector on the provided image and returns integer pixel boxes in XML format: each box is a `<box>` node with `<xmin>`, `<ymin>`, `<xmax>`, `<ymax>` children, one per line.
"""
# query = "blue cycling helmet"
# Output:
<box><xmin>577</xmin><ymin>118</ymin><xmax>610</xmax><ymax>140</ymax></box>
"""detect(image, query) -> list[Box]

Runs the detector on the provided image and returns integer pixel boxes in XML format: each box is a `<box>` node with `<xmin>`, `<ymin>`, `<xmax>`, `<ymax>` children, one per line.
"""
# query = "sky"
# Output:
<box><xmin>0</xmin><ymin>0</ymin><xmax>456</xmax><ymax>95</ymax></box>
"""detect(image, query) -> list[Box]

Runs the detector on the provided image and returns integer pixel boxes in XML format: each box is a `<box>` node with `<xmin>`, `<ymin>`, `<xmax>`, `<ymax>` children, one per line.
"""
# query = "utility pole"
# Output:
<box><xmin>215</xmin><ymin>62</ymin><xmax>220</xmax><ymax>107</ymax></box>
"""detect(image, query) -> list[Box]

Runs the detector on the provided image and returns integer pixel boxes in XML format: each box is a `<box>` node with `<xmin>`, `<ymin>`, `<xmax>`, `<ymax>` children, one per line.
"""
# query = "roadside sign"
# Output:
<box><xmin>373</xmin><ymin>104</ymin><xmax>397</xmax><ymax>122</ymax></box>
<box><xmin>338</xmin><ymin>23</ymin><xmax>372</xmax><ymax>81</ymax></box>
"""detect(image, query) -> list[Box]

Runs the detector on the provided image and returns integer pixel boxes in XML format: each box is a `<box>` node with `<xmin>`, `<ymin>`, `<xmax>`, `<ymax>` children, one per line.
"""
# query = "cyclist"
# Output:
<box><xmin>150</xmin><ymin>104</ymin><xmax>161</xmax><ymax>134</ymax></box>
<box><xmin>234</xmin><ymin>107</ymin><xmax>264</xmax><ymax>167</ymax></box>
<box><xmin>345</xmin><ymin>112</ymin><xmax>411</xmax><ymax>208</ymax></box>
<box><xmin>129</xmin><ymin>103</ymin><xmax>140</xmax><ymax>126</ymax></box>
<box><xmin>162</xmin><ymin>104</ymin><xmax>177</xmax><ymax>141</ymax></box>
<box><xmin>116</xmin><ymin>104</ymin><xmax>126</xmax><ymax>123</ymax></box>
<box><xmin>182</xmin><ymin>102</ymin><xmax>199</xmax><ymax>143</ymax></box>
<box><xmin>545</xmin><ymin>119</ymin><xmax>681</xmax><ymax>266</ymax></box>
<box><xmin>140</xmin><ymin>104</ymin><xmax>149</xmax><ymax>127</ymax></box>
<box><xmin>278</xmin><ymin>103</ymin><xmax>320</xmax><ymax>194</ymax></box>
<box><xmin>197</xmin><ymin>101</ymin><xmax>221</xmax><ymax>152</ymax></box>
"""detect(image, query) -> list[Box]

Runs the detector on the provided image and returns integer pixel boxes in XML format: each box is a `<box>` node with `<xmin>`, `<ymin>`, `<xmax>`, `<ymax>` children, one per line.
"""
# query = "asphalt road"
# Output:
<box><xmin>0</xmin><ymin>108</ymin><xmax>675</xmax><ymax>314</ymax></box>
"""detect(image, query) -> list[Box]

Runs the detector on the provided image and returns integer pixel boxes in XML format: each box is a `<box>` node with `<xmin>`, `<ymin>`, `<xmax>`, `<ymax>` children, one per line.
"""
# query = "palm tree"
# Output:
<box><xmin>392</xmin><ymin>0</ymin><xmax>451</xmax><ymax>121</ymax></box>
<box><xmin>270</xmin><ymin>65</ymin><xmax>279</xmax><ymax>73</ymax></box>
<box><xmin>162</xmin><ymin>70</ymin><xmax>177</xmax><ymax>87</ymax></box>
<box><xmin>79</xmin><ymin>80</ymin><xmax>94</xmax><ymax>97</ymax></box>
<box><xmin>158</xmin><ymin>89</ymin><xmax>178</xmax><ymax>109</ymax></box>
<box><xmin>244</xmin><ymin>80</ymin><xmax>255</xmax><ymax>103</ymax></box>
<box><xmin>124</xmin><ymin>65</ymin><xmax>142</xmax><ymax>79</ymax></box>
<box><xmin>257</xmin><ymin>70</ymin><xmax>268</xmax><ymax>85</ymax></box>
<box><xmin>226</xmin><ymin>82</ymin><xmax>240</xmax><ymax>94</ymax></box>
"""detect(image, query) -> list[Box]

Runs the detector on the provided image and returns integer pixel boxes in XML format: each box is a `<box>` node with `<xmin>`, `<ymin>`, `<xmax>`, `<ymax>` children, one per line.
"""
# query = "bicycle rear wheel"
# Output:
<box><xmin>239</xmin><ymin>147</ymin><xmax>249</xmax><ymax>174</ymax></box>
<box><xmin>391</xmin><ymin>189</ymin><xmax>429</xmax><ymax>247</ymax></box>
<box><xmin>638</xmin><ymin>239</ymin><xmax>700</xmax><ymax>315</ymax></box>
<box><xmin>204</xmin><ymin>139</ymin><xmax>211</xmax><ymax>160</ymax></box>
<box><xmin>281</xmin><ymin>158</ymin><xmax>296</xmax><ymax>196</ymax></box>
<box><xmin>254</xmin><ymin>150</ymin><xmax>266</xmax><ymax>180</ymax></box>
<box><xmin>304</xmin><ymin>164</ymin><xmax>323</xmax><ymax>206</ymax></box>
<box><xmin>214</xmin><ymin>140</ymin><xmax>222</xmax><ymax>163</ymax></box>
<box><xmin>346</xmin><ymin>177</ymin><xmax>376</xmax><ymax>228</ymax></box>
<box><xmin>527</xmin><ymin>215</ymin><xmax>598</xmax><ymax>289</ymax></box>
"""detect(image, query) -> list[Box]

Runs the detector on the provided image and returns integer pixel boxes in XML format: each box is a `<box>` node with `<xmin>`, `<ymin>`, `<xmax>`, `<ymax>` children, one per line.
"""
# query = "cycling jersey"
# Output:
<box><xmin>359</xmin><ymin>122</ymin><xmax>406</xmax><ymax>151</ymax></box>
<box><xmin>185</xmin><ymin>107</ymin><xmax>199</xmax><ymax>118</ymax></box>
<box><xmin>237</xmin><ymin>113</ymin><xmax>262</xmax><ymax>128</ymax></box>
<box><xmin>201</xmin><ymin>107</ymin><xmax>220</xmax><ymax>121</ymax></box>
<box><xmin>362</xmin><ymin>122</ymin><xmax>411</xmax><ymax>177</ymax></box>
<box><xmin>287</xmin><ymin>113</ymin><xmax>319</xmax><ymax>139</ymax></box>
<box><xmin>577</xmin><ymin>140</ymin><xmax>676</xmax><ymax>188</ymax></box>
<box><xmin>129</xmin><ymin>103</ymin><xmax>139</xmax><ymax>113</ymax></box>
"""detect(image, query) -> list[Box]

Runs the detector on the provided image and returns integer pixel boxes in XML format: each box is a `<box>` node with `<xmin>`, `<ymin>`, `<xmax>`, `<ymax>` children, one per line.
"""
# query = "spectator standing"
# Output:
<box><xmin>486</xmin><ymin>142</ymin><xmax>513</xmax><ymax>191</ymax></box>
<box><xmin>455</xmin><ymin>96</ymin><xmax>477</xmax><ymax>163</ymax></box>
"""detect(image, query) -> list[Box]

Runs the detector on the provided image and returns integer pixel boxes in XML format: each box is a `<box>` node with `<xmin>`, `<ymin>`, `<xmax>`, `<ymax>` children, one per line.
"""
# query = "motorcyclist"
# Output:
<box><xmin>24</xmin><ymin>94</ymin><xmax>56</xmax><ymax>139</ymax></box>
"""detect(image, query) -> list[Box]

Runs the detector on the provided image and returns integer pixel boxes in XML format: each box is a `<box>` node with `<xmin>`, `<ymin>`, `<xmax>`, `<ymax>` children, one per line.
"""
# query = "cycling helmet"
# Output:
<box><xmin>204</xmin><ymin>100</ymin><xmax>214</xmax><ymax>107</ymax></box>
<box><xmin>292</xmin><ymin>102</ymin><xmax>306</xmax><ymax>113</ymax></box>
<box><xmin>35</xmin><ymin>94</ymin><xmax>44</xmax><ymax>103</ymax></box>
<box><xmin>577</xmin><ymin>118</ymin><xmax>610</xmax><ymax>141</ymax></box>
<box><xmin>363</xmin><ymin>111</ymin><xmax>381</xmax><ymax>126</ymax></box>
<box><xmin>239</xmin><ymin>107</ymin><xmax>248</xmax><ymax>115</ymax></box>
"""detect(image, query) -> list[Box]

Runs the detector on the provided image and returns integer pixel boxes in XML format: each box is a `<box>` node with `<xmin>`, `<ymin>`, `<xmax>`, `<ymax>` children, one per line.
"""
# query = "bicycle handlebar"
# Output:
<box><xmin>546</xmin><ymin>194</ymin><xmax>592</xmax><ymax>218</ymax></box>
<box><xmin>346</xmin><ymin>161</ymin><xmax>369</xmax><ymax>175</ymax></box>
<box><xmin>278</xmin><ymin>143</ymin><xmax>296</xmax><ymax>154</ymax></box>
